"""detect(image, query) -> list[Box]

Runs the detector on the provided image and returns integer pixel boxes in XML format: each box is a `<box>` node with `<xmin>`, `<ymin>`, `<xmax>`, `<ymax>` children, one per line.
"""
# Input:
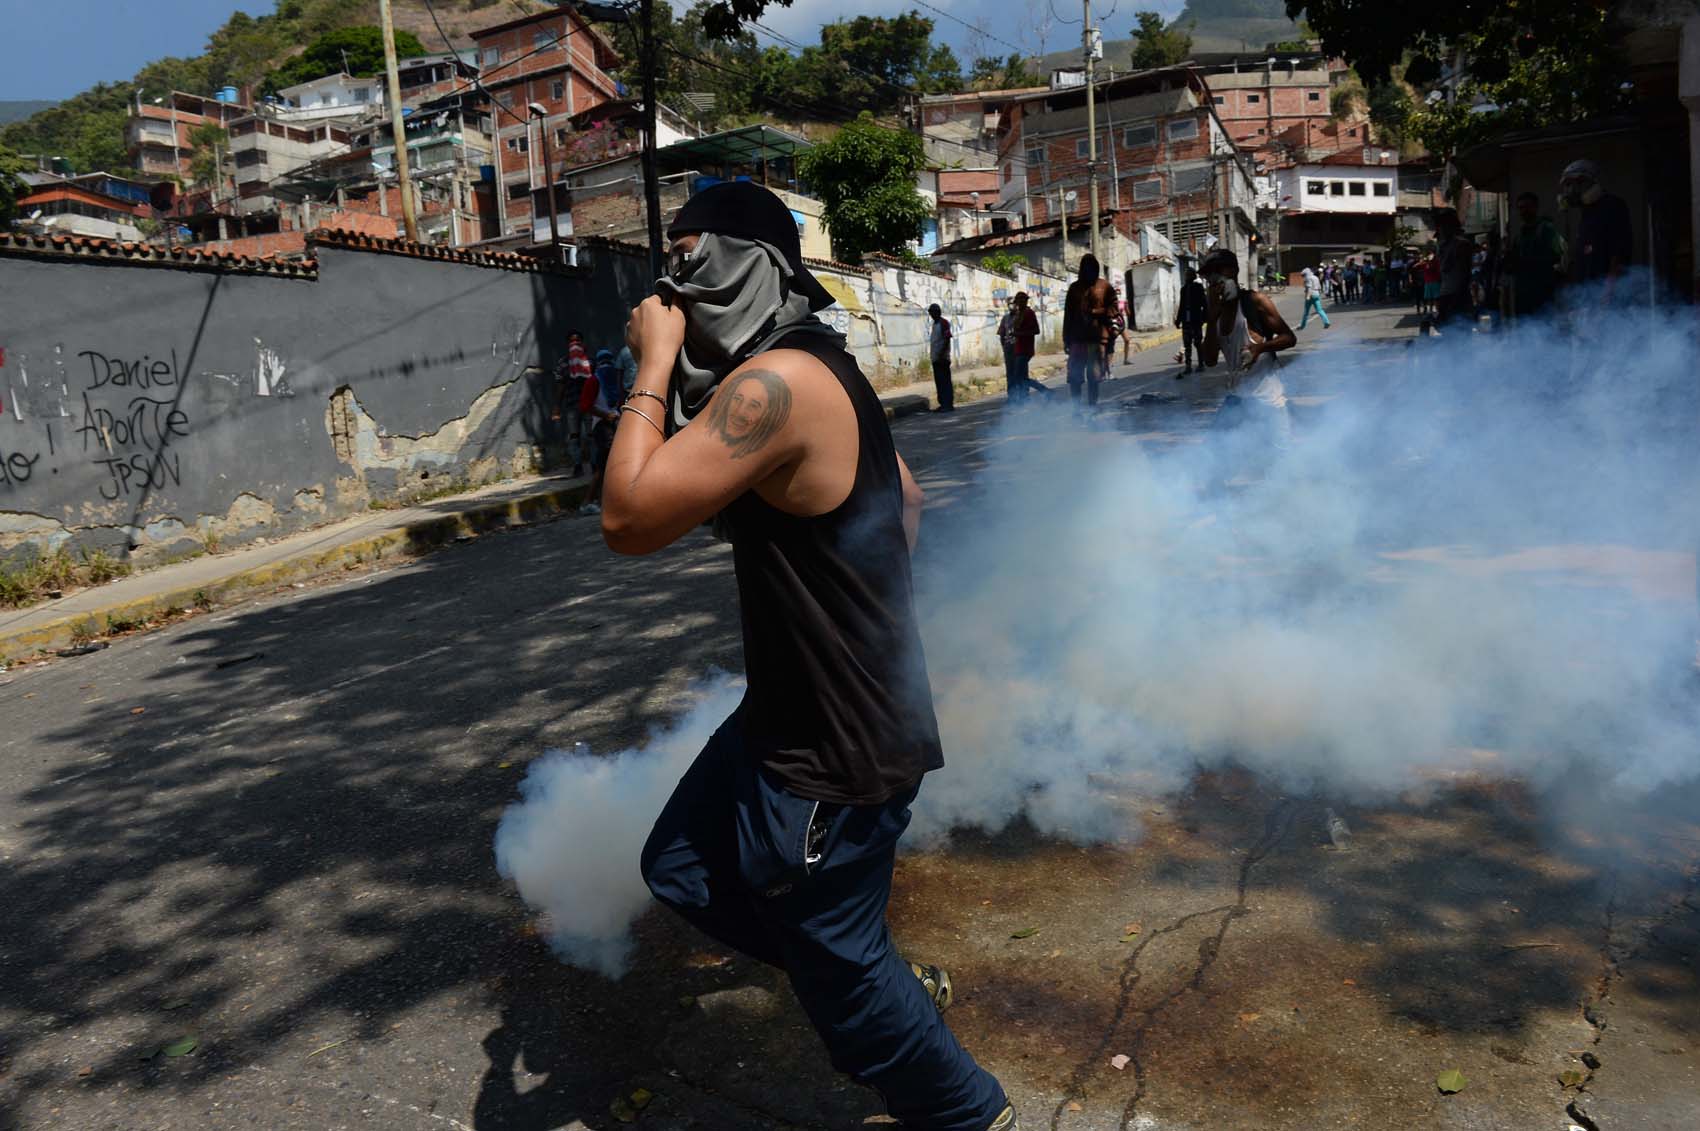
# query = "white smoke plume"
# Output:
<box><xmin>914</xmin><ymin>301</ymin><xmax>1699</xmax><ymax>844</ymax></box>
<box><xmin>494</xmin><ymin>676</ymin><xmax>745</xmax><ymax>976</ymax></box>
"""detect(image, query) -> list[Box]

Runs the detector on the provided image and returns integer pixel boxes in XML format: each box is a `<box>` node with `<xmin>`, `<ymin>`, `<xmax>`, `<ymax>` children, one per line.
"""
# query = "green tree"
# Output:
<box><xmin>981</xmin><ymin>251</ymin><xmax>1027</xmax><ymax>275</ymax></box>
<box><xmin>793</xmin><ymin>13</ymin><xmax>962</xmax><ymax>114</ymax></box>
<box><xmin>1406</xmin><ymin>7</ymin><xmax>1626</xmax><ymax>161</ymax></box>
<box><xmin>205</xmin><ymin>11</ymin><xmax>296</xmax><ymax>92</ymax></box>
<box><xmin>187</xmin><ymin>124</ymin><xmax>228</xmax><ymax>190</ymax></box>
<box><xmin>610</xmin><ymin>1</ymin><xmax>766</xmax><ymax>125</ymax></box>
<box><xmin>796</xmin><ymin>113</ymin><xmax>931</xmax><ymax>262</ymax></box>
<box><xmin>967</xmin><ymin>53</ymin><xmax>1042</xmax><ymax>91</ymax></box>
<box><xmin>0</xmin><ymin>143</ymin><xmax>29</xmax><ymax>226</ymax></box>
<box><xmin>266</xmin><ymin>26</ymin><xmax>428</xmax><ymax>93</ymax></box>
<box><xmin>1365</xmin><ymin>81</ymin><xmax>1412</xmax><ymax>146</ymax></box>
<box><xmin>1129</xmin><ymin>12</ymin><xmax>1193</xmax><ymax>70</ymax></box>
<box><xmin>133</xmin><ymin>56</ymin><xmax>214</xmax><ymax>101</ymax></box>
<box><xmin>1</xmin><ymin>83</ymin><xmax>135</xmax><ymax>174</ymax></box>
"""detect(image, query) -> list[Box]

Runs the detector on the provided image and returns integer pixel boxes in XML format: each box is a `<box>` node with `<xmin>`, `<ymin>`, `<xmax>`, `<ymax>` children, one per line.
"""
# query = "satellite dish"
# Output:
<box><xmin>1064</xmin><ymin>190</ymin><xmax>1078</xmax><ymax>202</ymax></box>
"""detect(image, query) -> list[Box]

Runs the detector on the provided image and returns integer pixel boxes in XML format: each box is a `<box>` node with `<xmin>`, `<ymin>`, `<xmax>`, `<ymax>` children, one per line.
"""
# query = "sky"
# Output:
<box><xmin>4</xmin><ymin>0</ymin><xmax>1191</xmax><ymax>101</ymax></box>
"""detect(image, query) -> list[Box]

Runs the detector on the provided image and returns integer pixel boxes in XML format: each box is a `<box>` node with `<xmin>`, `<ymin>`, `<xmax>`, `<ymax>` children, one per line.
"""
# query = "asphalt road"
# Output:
<box><xmin>3</xmin><ymin>299</ymin><xmax>1696</xmax><ymax>1131</ymax></box>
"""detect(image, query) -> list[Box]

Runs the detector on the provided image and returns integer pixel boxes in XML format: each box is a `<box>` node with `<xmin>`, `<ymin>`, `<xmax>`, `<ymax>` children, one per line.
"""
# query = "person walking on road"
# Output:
<box><xmin>1297</xmin><ymin>266</ymin><xmax>1331</xmax><ymax>330</ymax></box>
<box><xmin>1434</xmin><ymin>211</ymin><xmax>1476</xmax><ymax>330</ymax></box>
<box><xmin>1063</xmin><ymin>254</ymin><xmax>1114</xmax><ymax>408</ymax></box>
<box><xmin>605</xmin><ymin>181</ymin><xmax>1018</xmax><ymax>1131</ymax></box>
<box><xmin>928</xmin><ymin>303</ymin><xmax>955</xmax><ymax>413</ymax></box>
<box><xmin>1174</xmin><ymin>266</ymin><xmax>1209</xmax><ymax>377</ymax></box>
<box><xmin>1505</xmin><ymin>190</ymin><xmax>1566</xmax><ymax>320</ymax></box>
<box><xmin>1005</xmin><ymin>292</ymin><xmax>1045</xmax><ymax>401</ymax></box>
<box><xmin>997</xmin><ymin>299</ymin><xmax>1018</xmax><ymax>400</ymax></box>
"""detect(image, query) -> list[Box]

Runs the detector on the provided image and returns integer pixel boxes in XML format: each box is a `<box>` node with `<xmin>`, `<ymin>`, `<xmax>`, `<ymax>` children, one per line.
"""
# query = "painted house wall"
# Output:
<box><xmin>0</xmin><ymin>240</ymin><xmax>647</xmax><ymax>567</ymax></box>
<box><xmin>1276</xmin><ymin>164</ymin><xmax>1399</xmax><ymax>215</ymax></box>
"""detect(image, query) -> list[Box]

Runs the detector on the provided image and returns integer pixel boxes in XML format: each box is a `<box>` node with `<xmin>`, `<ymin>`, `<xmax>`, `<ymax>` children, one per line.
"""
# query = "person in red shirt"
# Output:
<box><xmin>552</xmin><ymin>331</ymin><xmax>595</xmax><ymax>474</ymax></box>
<box><xmin>1004</xmin><ymin>292</ymin><xmax>1045</xmax><ymax>401</ymax></box>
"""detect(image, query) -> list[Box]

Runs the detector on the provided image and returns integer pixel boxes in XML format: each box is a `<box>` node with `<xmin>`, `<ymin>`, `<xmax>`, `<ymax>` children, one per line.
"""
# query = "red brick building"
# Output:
<box><xmin>469</xmin><ymin>5</ymin><xmax>623</xmax><ymax>237</ymax></box>
<box><xmin>995</xmin><ymin>67</ymin><xmax>1258</xmax><ymax>257</ymax></box>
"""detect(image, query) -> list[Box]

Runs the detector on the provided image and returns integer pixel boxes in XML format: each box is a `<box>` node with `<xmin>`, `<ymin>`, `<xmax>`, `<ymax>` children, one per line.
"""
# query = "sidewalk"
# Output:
<box><xmin>0</xmin><ymin>472</ymin><xmax>596</xmax><ymax>663</ymax></box>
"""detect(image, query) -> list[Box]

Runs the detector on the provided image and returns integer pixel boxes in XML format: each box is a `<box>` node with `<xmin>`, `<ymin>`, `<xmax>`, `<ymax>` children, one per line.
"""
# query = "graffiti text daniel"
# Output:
<box><xmin>76</xmin><ymin>348</ymin><xmax>190</xmax><ymax>501</ymax></box>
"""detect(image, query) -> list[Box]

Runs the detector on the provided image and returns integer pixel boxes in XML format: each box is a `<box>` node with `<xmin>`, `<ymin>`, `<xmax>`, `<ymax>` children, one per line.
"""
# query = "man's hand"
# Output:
<box><xmin>625</xmin><ymin>295</ymin><xmax>685</xmax><ymax>366</ymax></box>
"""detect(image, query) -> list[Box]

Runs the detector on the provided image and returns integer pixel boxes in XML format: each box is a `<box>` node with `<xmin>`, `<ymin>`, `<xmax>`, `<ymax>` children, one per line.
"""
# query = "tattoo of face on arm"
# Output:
<box><xmin>704</xmin><ymin>369</ymin><xmax>792</xmax><ymax>459</ymax></box>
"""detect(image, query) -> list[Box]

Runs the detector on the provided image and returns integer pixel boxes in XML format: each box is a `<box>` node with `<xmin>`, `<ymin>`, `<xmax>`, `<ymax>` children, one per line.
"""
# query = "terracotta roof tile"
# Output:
<box><xmin>0</xmin><ymin>231</ymin><xmax>318</xmax><ymax>277</ymax></box>
<box><xmin>305</xmin><ymin>228</ymin><xmax>587</xmax><ymax>274</ymax></box>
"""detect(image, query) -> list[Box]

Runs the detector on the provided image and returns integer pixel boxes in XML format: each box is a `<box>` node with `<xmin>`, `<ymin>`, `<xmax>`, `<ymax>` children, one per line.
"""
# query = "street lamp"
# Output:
<box><xmin>528</xmin><ymin>101</ymin><xmax>562</xmax><ymax>263</ymax></box>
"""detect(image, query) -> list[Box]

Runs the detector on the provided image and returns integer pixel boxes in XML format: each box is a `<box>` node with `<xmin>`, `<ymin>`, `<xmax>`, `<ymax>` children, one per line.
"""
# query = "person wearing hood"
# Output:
<box><xmin>1297</xmin><ymin>265</ymin><xmax>1330</xmax><ymax>330</ymax></box>
<box><xmin>1559</xmin><ymin>158</ymin><xmax>1633</xmax><ymax>306</ymax></box>
<box><xmin>603</xmin><ymin>182</ymin><xmax>1017</xmax><ymax>1131</ymax></box>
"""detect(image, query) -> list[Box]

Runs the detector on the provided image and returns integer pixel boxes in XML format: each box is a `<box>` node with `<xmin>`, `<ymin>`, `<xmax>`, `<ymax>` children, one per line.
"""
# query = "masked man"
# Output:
<box><xmin>601</xmin><ymin>182</ymin><xmax>1017</xmax><ymax>1131</ymax></box>
<box><xmin>1195</xmin><ymin>248</ymin><xmax>1298</xmax><ymax>463</ymax></box>
<box><xmin>1559</xmin><ymin>159</ymin><xmax>1633</xmax><ymax>308</ymax></box>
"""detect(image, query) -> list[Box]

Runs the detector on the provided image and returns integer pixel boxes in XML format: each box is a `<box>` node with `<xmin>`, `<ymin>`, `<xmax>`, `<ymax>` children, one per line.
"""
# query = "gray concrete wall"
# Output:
<box><xmin>0</xmin><ymin>239</ymin><xmax>648</xmax><ymax>566</ymax></box>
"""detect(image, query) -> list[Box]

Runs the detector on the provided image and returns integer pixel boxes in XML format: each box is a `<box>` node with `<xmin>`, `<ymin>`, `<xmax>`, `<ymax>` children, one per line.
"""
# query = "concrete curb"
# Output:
<box><xmin>0</xmin><ymin>481</ymin><xmax>592</xmax><ymax>662</ymax></box>
<box><xmin>881</xmin><ymin>394</ymin><xmax>931</xmax><ymax>420</ymax></box>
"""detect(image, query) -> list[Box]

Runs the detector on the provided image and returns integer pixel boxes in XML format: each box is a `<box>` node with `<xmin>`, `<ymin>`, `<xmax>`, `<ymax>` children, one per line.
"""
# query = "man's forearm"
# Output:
<box><xmin>603</xmin><ymin>360</ymin><xmax>672</xmax><ymax>512</ymax></box>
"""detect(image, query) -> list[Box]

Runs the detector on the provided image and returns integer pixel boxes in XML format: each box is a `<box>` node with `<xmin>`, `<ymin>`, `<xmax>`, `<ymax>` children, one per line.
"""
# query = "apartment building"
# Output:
<box><xmin>226</xmin><ymin>75</ymin><xmax>383</xmax><ymax>217</ymax></box>
<box><xmin>994</xmin><ymin>67</ymin><xmax>1259</xmax><ymax>266</ymax></box>
<box><xmin>125</xmin><ymin>89</ymin><xmax>250</xmax><ymax>180</ymax></box>
<box><xmin>1190</xmin><ymin>52</ymin><xmax>1344</xmax><ymax>160</ymax></box>
<box><xmin>14</xmin><ymin>171</ymin><xmax>150</xmax><ymax>241</ymax></box>
<box><xmin>469</xmin><ymin>5</ymin><xmax>623</xmax><ymax>236</ymax></box>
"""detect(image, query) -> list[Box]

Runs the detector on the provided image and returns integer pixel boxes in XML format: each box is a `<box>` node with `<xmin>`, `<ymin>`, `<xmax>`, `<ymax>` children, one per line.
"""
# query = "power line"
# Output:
<box><xmin>908</xmin><ymin>0</ymin><xmax>1031</xmax><ymax>58</ymax></box>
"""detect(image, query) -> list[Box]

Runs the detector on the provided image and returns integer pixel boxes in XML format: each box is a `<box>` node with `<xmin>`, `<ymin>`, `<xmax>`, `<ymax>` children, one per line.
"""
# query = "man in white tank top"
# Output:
<box><xmin>1195</xmin><ymin>249</ymin><xmax>1298</xmax><ymax>454</ymax></box>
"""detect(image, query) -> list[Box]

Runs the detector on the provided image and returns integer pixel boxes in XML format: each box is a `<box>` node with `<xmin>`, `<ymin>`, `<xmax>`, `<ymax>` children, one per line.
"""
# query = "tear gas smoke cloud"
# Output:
<box><xmin>914</xmin><ymin>301</ymin><xmax>1699</xmax><ymax>843</ymax></box>
<box><xmin>495</xmin><ymin>295</ymin><xmax>1699</xmax><ymax>975</ymax></box>
<box><xmin>494</xmin><ymin>677</ymin><xmax>745</xmax><ymax>976</ymax></box>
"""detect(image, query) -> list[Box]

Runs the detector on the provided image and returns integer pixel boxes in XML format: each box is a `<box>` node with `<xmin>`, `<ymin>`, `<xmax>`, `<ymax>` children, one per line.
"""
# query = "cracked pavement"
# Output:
<box><xmin>2</xmin><ymin>301</ymin><xmax>1697</xmax><ymax>1130</ymax></box>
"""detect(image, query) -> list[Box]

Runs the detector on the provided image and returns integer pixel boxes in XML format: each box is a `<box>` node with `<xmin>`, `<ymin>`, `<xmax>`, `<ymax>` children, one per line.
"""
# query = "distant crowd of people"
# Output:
<box><xmin>1275</xmin><ymin>160</ymin><xmax>1633</xmax><ymax>338</ymax></box>
<box><xmin>551</xmin><ymin>331</ymin><xmax>636</xmax><ymax>514</ymax></box>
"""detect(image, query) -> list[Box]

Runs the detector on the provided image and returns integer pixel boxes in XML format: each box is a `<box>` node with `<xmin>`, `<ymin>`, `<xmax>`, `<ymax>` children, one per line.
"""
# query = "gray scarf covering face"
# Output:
<box><xmin>653</xmin><ymin>232</ymin><xmax>844</xmax><ymax>430</ymax></box>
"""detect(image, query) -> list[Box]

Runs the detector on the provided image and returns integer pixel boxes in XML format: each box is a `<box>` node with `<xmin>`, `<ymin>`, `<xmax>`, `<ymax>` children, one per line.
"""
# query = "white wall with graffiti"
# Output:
<box><xmin>807</xmin><ymin>257</ymin><xmax>1069</xmax><ymax>377</ymax></box>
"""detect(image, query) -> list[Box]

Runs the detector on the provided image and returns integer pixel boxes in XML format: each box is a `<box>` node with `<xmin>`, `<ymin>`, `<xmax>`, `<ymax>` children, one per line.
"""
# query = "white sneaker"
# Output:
<box><xmin>579</xmin><ymin>502</ymin><xmax>601</xmax><ymax>515</ymax></box>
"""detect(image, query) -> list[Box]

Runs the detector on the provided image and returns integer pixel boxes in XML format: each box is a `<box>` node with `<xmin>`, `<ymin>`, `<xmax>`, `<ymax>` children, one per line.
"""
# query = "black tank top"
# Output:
<box><xmin>723</xmin><ymin>332</ymin><xmax>944</xmax><ymax>805</ymax></box>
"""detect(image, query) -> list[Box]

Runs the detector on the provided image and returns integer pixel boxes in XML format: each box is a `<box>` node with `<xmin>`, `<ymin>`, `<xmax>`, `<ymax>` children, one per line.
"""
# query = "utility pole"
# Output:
<box><xmin>639</xmin><ymin>0</ymin><xmax>664</xmax><ymax>279</ymax></box>
<box><xmin>378</xmin><ymin>0</ymin><xmax>419</xmax><ymax>242</ymax></box>
<box><xmin>529</xmin><ymin>103</ymin><xmax>563</xmax><ymax>261</ymax></box>
<box><xmin>1083</xmin><ymin>0</ymin><xmax>1102</xmax><ymax>261</ymax></box>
